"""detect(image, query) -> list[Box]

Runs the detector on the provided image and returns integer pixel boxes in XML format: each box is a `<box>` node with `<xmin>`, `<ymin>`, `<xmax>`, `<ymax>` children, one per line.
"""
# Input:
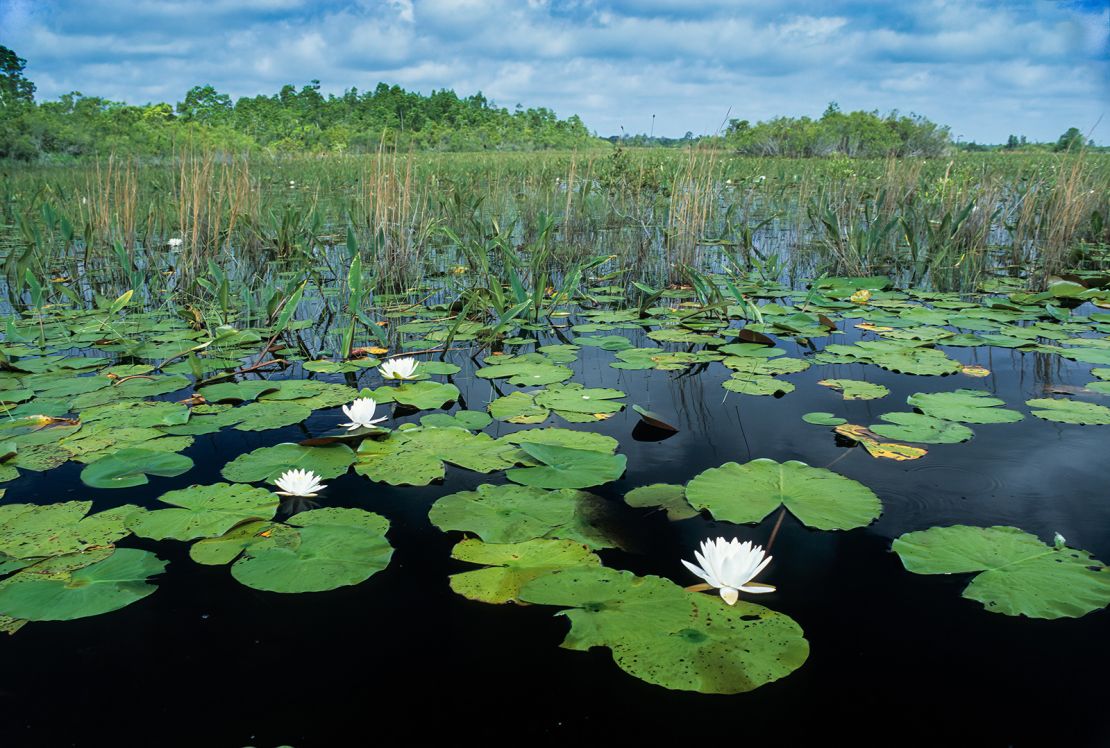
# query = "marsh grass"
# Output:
<box><xmin>1</xmin><ymin>148</ymin><xmax>1106</xmax><ymax>315</ymax></box>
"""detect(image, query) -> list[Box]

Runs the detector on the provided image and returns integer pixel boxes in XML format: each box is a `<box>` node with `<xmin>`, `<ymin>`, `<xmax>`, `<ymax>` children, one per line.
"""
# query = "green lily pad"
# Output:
<box><xmin>229</xmin><ymin>508</ymin><xmax>392</xmax><ymax>593</ymax></box>
<box><xmin>500</xmin><ymin>427</ymin><xmax>619</xmax><ymax>454</ymax></box>
<box><xmin>365</xmin><ymin>381</ymin><xmax>460</xmax><ymax>410</ymax></box>
<box><xmin>802</xmin><ymin>412</ymin><xmax>847</xmax><ymax>426</ymax></box>
<box><xmin>448</xmin><ymin>538</ymin><xmax>600</xmax><ymax>604</ymax></box>
<box><xmin>0</xmin><ymin>501</ymin><xmax>138</xmax><ymax>559</ymax></box>
<box><xmin>1025</xmin><ymin>398</ymin><xmax>1110</xmax><ymax>425</ymax></box>
<box><xmin>623</xmin><ymin>483</ymin><xmax>699</xmax><ymax>520</ymax></box>
<box><xmin>907</xmin><ymin>389</ymin><xmax>1024</xmax><ymax>424</ymax></box>
<box><xmin>519</xmin><ymin>566</ymin><xmax>809</xmax><ymax>694</ymax></box>
<box><xmin>506</xmin><ymin>442</ymin><xmax>627</xmax><ymax>489</ymax></box>
<box><xmin>80</xmin><ymin>448</ymin><xmax>194</xmax><ymax>489</ymax></box>
<box><xmin>869</xmin><ymin>413</ymin><xmax>974</xmax><ymax>443</ymax></box>
<box><xmin>488</xmin><ymin>391</ymin><xmax>550</xmax><ymax>423</ymax></box>
<box><xmin>429</xmin><ymin>483</ymin><xmax>617</xmax><ymax>548</ymax></box>
<box><xmin>893</xmin><ymin>525</ymin><xmax>1110</xmax><ymax>619</ymax></box>
<box><xmin>0</xmin><ymin>548</ymin><xmax>165</xmax><ymax>622</ymax></box>
<box><xmin>419</xmin><ymin>411</ymin><xmax>492</xmax><ymax>431</ymax></box>
<box><xmin>818</xmin><ymin>379</ymin><xmax>890</xmax><ymax>400</ymax></box>
<box><xmin>354</xmin><ymin>426</ymin><xmax>521</xmax><ymax>485</ymax></box>
<box><xmin>129</xmin><ymin>483</ymin><xmax>278</xmax><ymax>541</ymax></box>
<box><xmin>476</xmin><ymin>360</ymin><xmax>573</xmax><ymax>386</ymax></box>
<box><xmin>220</xmin><ymin>443</ymin><xmax>356</xmax><ymax>483</ymax></box>
<box><xmin>722</xmin><ymin>375</ymin><xmax>794</xmax><ymax>396</ymax></box>
<box><xmin>685</xmin><ymin>458</ymin><xmax>881</xmax><ymax>530</ymax></box>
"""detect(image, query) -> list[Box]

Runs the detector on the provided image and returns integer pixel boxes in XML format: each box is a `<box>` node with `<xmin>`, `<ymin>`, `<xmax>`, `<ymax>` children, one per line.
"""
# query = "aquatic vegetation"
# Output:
<box><xmin>893</xmin><ymin>526</ymin><xmax>1110</xmax><ymax>619</ymax></box>
<box><xmin>1</xmin><ymin>163</ymin><xmax>1109</xmax><ymax>707</ymax></box>
<box><xmin>682</xmin><ymin>537</ymin><xmax>775</xmax><ymax>605</ymax></box>
<box><xmin>686</xmin><ymin>458</ymin><xmax>882</xmax><ymax>530</ymax></box>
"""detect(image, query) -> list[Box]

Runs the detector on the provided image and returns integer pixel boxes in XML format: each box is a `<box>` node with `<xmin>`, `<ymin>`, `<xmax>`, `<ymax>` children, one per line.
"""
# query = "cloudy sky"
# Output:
<box><xmin>1</xmin><ymin>0</ymin><xmax>1106</xmax><ymax>142</ymax></box>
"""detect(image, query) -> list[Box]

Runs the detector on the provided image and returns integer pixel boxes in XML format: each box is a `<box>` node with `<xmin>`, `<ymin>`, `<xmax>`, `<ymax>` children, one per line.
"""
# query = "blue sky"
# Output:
<box><xmin>1</xmin><ymin>0</ymin><xmax>1106</xmax><ymax>142</ymax></box>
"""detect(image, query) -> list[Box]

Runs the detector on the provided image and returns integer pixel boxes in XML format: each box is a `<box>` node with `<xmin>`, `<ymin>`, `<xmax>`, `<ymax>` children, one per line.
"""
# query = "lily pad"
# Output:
<box><xmin>0</xmin><ymin>548</ymin><xmax>165</xmax><ymax>622</ymax></box>
<box><xmin>893</xmin><ymin>525</ymin><xmax>1110</xmax><ymax>619</ymax></box>
<box><xmin>1025</xmin><ymin>398</ymin><xmax>1110</xmax><ymax>425</ymax></box>
<box><xmin>506</xmin><ymin>442</ymin><xmax>627</xmax><ymax>489</ymax></box>
<box><xmin>80</xmin><ymin>448</ymin><xmax>194</xmax><ymax>489</ymax></box>
<box><xmin>869</xmin><ymin>413</ymin><xmax>974</xmax><ymax>444</ymax></box>
<box><xmin>429</xmin><ymin>483</ymin><xmax>617</xmax><ymax>548</ymax></box>
<box><xmin>354</xmin><ymin>426</ymin><xmax>521</xmax><ymax>486</ymax></box>
<box><xmin>129</xmin><ymin>483</ymin><xmax>278</xmax><ymax>541</ymax></box>
<box><xmin>365</xmin><ymin>381</ymin><xmax>460</xmax><ymax>410</ymax></box>
<box><xmin>802</xmin><ymin>412</ymin><xmax>847</xmax><ymax>426</ymax></box>
<box><xmin>817</xmin><ymin>379</ymin><xmax>890</xmax><ymax>400</ymax></box>
<box><xmin>685</xmin><ymin>458</ymin><xmax>881</xmax><ymax>530</ymax></box>
<box><xmin>230</xmin><ymin>508</ymin><xmax>392</xmax><ymax>593</ymax></box>
<box><xmin>0</xmin><ymin>501</ymin><xmax>137</xmax><ymax>559</ymax></box>
<box><xmin>519</xmin><ymin>566</ymin><xmax>809</xmax><ymax>694</ymax></box>
<box><xmin>220</xmin><ymin>443</ymin><xmax>356</xmax><ymax>483</ymax></box>
<box><xmin>448</xmin><ymin>538</ymin><xmax>600</xmax><ymax>604</ymax></box>
<box><xmin>907</xmin><ymin>389</ymin><xmax>1024</xmax><ymax>424</ymax></box>
<box><xmin>623</xmin><ymin>483</ymin><xmax>699</xmax><ymax>520</ymax></box>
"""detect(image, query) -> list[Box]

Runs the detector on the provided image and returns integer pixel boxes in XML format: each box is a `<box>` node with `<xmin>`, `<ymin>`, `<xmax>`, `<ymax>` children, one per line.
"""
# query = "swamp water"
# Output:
<box><xmin>0</xmin><ymin>274</ymin><xmax>1108</xmax><ymax>745</ymax></box>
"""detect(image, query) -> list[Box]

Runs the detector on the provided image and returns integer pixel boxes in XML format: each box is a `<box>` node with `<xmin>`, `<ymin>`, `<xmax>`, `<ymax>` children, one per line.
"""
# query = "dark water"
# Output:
<box><xmin>1</xmin><ymin>320</ymin><xmax>1109</xmax><ymax>747</ymax></box>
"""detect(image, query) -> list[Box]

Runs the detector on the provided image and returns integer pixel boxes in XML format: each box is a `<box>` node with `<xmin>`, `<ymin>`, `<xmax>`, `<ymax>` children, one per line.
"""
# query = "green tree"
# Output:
<box><xmin>1054</xmin><ymin>127</ymin><xmax>1085</xmax><ymax>152</ymax></box>
<box><xmin>0</xmin><ymin>45</ymin><xmax>36</xmax><ymax>109</ymax></box>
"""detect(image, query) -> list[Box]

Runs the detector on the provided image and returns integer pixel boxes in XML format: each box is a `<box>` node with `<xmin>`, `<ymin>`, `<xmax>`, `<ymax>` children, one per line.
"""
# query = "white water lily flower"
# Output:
<box><xmin>682</xmin><ymin>537</ymin><xmax>775</xmax><ymax>605</ymax></box>
<box><xmin>379</xmin><ymin>356</ymin><xmax>419</xmax><ymax>380</ymax></box>
<box><xmin>167</xmin><ymin>237</ymin><xmax>183</xmax><ymax>248</ymax></box>
<box><xmin>339</xmin><ymin>397</ymin><xmax>388</xmax><ymax>431</ymax></box>
<box><xmin>274</xmin><ymin>468</ymin><xmax>326</xmax><ymax>497</ymax></box>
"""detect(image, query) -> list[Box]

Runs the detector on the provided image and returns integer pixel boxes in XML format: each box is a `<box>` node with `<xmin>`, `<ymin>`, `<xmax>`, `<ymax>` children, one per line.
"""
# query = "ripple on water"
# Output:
<box><xmin>868</xmin><ymin>459</ymin><xmax>1017</xmax><ymax>536</ymax></box>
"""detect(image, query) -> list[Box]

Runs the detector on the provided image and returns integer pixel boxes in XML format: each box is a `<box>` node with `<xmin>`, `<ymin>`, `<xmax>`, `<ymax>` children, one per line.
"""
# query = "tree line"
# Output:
<box><xmin>0</xmin><ymin>45</ymin><xmax>1097</xmax><ymax>160</ymax></box>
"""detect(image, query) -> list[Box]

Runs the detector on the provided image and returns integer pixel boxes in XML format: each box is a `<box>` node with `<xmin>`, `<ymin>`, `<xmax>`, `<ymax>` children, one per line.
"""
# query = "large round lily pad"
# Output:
<box><xmin>685</xmin><ymin>458</ymin><xmax>881</xmax><ymax>530</ymax></box>
<box><xmin>893</xmin><ymin>525</ymin><xmax>1110</xmax><ymax>619</ymax></box>
<box><xmin>0</xmin><ymin>548</ymin><xmax>165</xmax><ymax>621</ymax></box>
<box><xmin>519</xmin><ymin>566</ymin><xmax>809</xmax><ymax>694</ymax></box>
<box><xmin>230</xmin><ymin>508</ymin><xmax>393</xmax><ymax>593</ymax></box>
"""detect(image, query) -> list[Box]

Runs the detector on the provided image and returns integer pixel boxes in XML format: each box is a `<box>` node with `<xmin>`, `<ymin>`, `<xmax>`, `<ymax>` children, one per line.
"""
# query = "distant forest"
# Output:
<box><xmin>0</xmin><ymin>45</ymin><xmax>1095</xmax><ymax>160</ymax></box>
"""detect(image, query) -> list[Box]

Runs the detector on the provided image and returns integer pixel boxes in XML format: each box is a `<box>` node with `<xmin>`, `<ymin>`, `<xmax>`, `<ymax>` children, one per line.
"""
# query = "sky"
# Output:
<box><xmin>1</xmin><ymin>0</ymin><xmax>1107</xmax><ymax>143</ymax></box>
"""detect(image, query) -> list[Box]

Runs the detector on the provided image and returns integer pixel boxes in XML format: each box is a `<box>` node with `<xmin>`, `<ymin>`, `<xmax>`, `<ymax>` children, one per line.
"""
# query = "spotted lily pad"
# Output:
<box><xmin>518</xmin><ymin>566</ymin><xmax>809</xmax><ymax>694</ymax></box>
<box><xmin>0</xmin><ymin>501</ymin><xmax>138</xmax><ymax>559</ymax></box>
<box><xmin>429</xmin><ymin>483</ymin><xmax>618</xmax><ymax>548</ymax></box>
<box><xmin>448</xmin><ymin>538</ymin><xmax>600</xmax><ymax>604</ymax></box>
<box><xmin>893</xmin><ymin>525</ymin><xmax>1110</xmax><ymax>619</ymax></box>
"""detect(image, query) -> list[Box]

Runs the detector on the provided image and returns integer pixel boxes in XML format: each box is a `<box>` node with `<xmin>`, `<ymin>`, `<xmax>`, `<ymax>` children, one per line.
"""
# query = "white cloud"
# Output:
<box><xmin>0</xmin><ymin>0</ymin><xmax>1104</xmax><ymax>142</ymax></box>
